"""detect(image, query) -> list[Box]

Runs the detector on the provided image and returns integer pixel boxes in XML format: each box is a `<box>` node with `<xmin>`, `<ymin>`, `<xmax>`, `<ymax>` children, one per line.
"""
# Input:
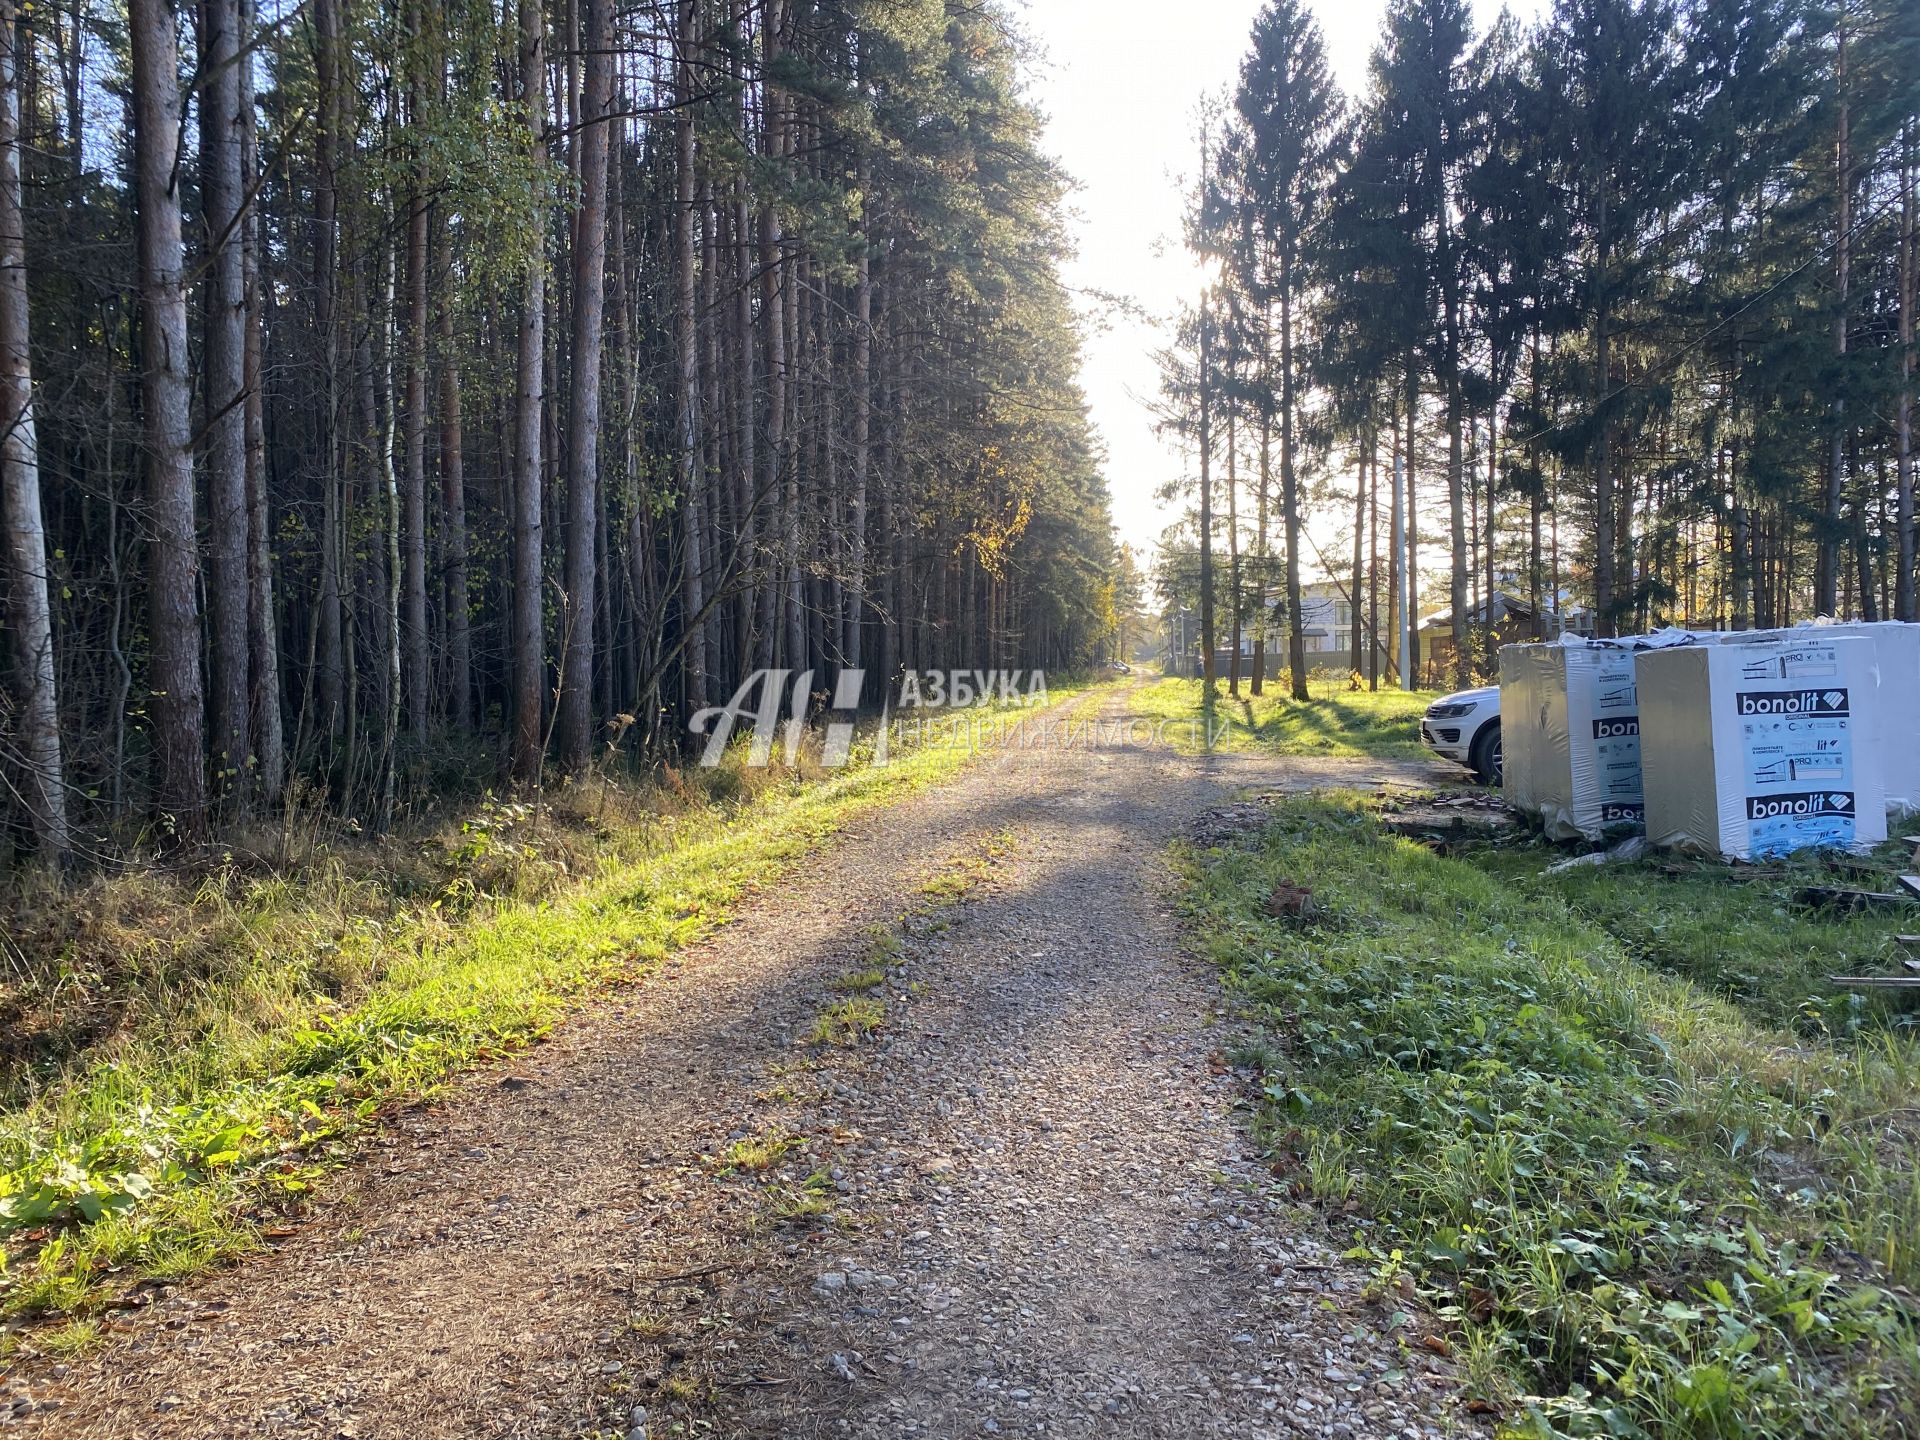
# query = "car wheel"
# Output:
<box><xmin>1470</xmin><ymin>719</ymin><xmax>1502</xmax><ymax>788</ymax></box>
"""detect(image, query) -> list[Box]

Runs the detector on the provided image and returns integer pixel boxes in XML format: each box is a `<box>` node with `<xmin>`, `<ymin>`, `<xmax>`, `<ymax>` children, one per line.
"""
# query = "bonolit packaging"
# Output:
<box><xmin>1636</xmin><ymin>634</ymin><xmax>1887</xmax><ymax>858</ymax></box>
<box><xmin>1500</xmin><ymin>639</ymin><xmax>1646</xmax><ymax>840</ymax></box>
<box><xmin>1721</xmin><ymin>622</ymin><xmax>1920</xmax><ymax>817</ymax></box>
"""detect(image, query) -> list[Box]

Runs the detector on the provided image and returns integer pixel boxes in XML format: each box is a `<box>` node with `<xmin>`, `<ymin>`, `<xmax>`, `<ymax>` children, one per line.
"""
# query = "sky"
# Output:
<box><xmin>1018</xmin><ymin>0</ymin><xmax>1545</xmax><ymax>576</ymax></box>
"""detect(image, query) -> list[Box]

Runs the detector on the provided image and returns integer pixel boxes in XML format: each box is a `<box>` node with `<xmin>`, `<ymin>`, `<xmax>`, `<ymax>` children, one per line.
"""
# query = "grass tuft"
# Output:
<box><xmin>808</xmin><ymin>997</ymin><xmax>885</xmax><ymax>1047</ymax></box>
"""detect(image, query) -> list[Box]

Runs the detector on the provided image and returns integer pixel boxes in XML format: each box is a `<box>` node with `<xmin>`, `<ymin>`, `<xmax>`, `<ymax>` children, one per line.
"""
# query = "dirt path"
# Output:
<box><xmin>13</xmin><ymin>685</ymin><xmax>1473</xmax><ymax>1440</ymax></box>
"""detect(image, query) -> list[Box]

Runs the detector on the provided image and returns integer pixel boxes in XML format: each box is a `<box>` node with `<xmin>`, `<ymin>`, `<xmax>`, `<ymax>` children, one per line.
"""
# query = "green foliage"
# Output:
<box><xmin>808</xmin><ymin>996</ymin><xmax>884</xmax><ymax>1047</ymax></box>
<box><xmin>1182</xmin><ymin>795</ymin><xmax>1920</xmax><ymax>1436</ymax></box>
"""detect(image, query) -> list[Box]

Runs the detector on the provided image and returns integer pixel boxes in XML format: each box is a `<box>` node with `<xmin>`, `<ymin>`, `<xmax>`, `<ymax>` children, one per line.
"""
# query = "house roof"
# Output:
<box><xmin>1421</xmin><ymin>591</ymin><xmax>1556</xmax><ymax>631</ymax></box>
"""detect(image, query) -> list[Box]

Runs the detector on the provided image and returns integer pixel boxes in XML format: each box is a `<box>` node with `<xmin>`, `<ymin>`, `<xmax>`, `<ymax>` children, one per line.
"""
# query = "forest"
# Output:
<box><xmin>0</xmin><ymin>0</ymin><xmax>1119</xmax><ymax>867</ymax></box>
<box><xmin>1160</xmin><ymin>0</ymin><xmax>1917</xmax><ymax>697</ymax></box>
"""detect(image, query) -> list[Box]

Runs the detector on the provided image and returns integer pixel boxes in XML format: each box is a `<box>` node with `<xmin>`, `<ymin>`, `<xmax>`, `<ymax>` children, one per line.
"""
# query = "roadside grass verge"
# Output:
<box><xmin>1475</xmin><ymin>844</ymin><xmax>1920</xmax><ymax>1035</ymax></box>
<box><xmin>1131</xmin><ymin>676</ymin><xmax>1439</xmax><ymax>758</ymax></box>
<box><xmin>0</xmin><ymin>680</ymin><xmax>1099</xmax><ymax>1328</ymax></box>
<box><xmin>1181</xmin><ymin>794</ymin><xmax>1920</xmax><ymax>1438</ymax></box>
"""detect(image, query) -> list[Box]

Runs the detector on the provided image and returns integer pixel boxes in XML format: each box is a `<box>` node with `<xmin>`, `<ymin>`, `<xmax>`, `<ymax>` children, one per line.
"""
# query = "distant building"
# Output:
<box><xmin>1418</xmin><ymin>591</ymin><xmax>1588</xmax><ymax>685</ymax></box>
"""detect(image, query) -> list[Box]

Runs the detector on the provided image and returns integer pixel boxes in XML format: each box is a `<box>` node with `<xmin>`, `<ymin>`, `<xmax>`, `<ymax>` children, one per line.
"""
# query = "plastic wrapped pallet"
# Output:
<box><xmin>1717</xmin><ymin>622</ymin><xmax>1920</xmax><ymax>816</ymax></box>
<box><xmin>1637</xmin><ymin>634</ymin><xmax>1887</xmax><ymax>858</ymax></box>
<box><xmin>1499</xmin><ymin>639</ymin><xmax>1646</xmax><ymax>840</ymax></box>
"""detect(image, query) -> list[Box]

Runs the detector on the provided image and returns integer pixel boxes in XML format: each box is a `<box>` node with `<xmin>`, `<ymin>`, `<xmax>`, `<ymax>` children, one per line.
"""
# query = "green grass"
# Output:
<box><xmin>717</xmin><ymin>1129</ymin><xmax>801</xmax><ymax>1174</ymax></box>
<box><xmin>1131</xmin><ymin>675</ymin><xmax>1440</xmax><ymax>758</ymax></box>
<box><xmin>1182</xmin><ymin>795</ymin><xmax>1920</xmax><ymax>1438</ymax></box>
<box><xmin>763</xmin><ymin>1169</ymin><xmax>835</xmax><ymax>1222</ymax></box>
<box><xmin>806</xmin><ymin>995</ymin><xmax>885</xmax><ymax>1046</ymax></box>
<box><xmin>0</xmin><ymin>680</ymin><xmax>1103</xmax><ymax>1324</ymax></box>
<box><xmin>1477</xmin><ymin>845</ymin><xmax>1920</xmax><ymax>1035</ymax></box>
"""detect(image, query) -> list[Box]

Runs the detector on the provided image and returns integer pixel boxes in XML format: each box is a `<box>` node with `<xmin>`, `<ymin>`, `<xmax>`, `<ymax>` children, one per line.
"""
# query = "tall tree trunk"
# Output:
<box><xmin>846</xmin><ymin>150</ymin><xmax>871</xmax><ymax>681</ymax></box>
<box><xmin>1897</xmin><ymin>119</ymin><xmax>1914</xmax><ymax>623</ymax></box>
<box><xmin>200</xmin><ymin>0</ymin><xmax>251</xmax><ymax>805</ymax></box>
<box><xmin>557</xmin><ymin>0</ymin><xmax>611</xmax><ymax>769</ymax></box>
<box><xmin>733</xmin><ymin>172</ymin><xmax>757</xmax><ymax>675</ymax></box>
<box><xmin>1820</xmin><ymin>10</ymin><xmax>1850</xmax><ymax>617</ymax></box>
<box><xmin>1279</xmin><ymin>275</ymin><xmax>1306</xmax><ymax>701</ymax></box>
<box><xmin>1350</xmin><ymin>441</ymin><xmax>1365</xmax><ymax>678</ymax></box>
<box><xmin>312</xmin><ymin>0</ymin><xmax>344</xmax><ymax>750</ymax></box>
<box><xmin>1226</xmin><ymin>383</ymin><xmax>1241</xmax><ymax>697</ymax></box>
<box><xmin>1252</xmin><ymin>383</ymin><xmax>1269</xmax><ymax>697</ymax></box>
<box><xmin>780</xmin><ymin>111</ymin><xmax>804</xmax><ymax>677</ymax></box>
<box><xmin>436</xmin><ymin>218</ymin><xmax>472</xmax><ymax>730</ymax></box>
<box><xmin>1367</xmin><ymin>421</ymin><xmax>1380</xmax><ymax>687</ymax></box>
<box><xmin>238</xmin><ymin>0</ymin><xmax>282</xmax><ymax>803</ymax></box>
<box><xmin>697</xmin><ymin>175</ymin><xmax>722</xmax><ymax>691</ymax></box>
<box><xmin>1592</xmin><ymin>186</ymin><xmax>1616</xmax><ymax>637</ymax></box>
<box><xmin>1198</xmin><ymin>296</ymin><xmax>1214</xmax><ymax>691</ymax></box>
<box><xmin>400</xmin><ymin>59</ymin><xmax>431</xmax><ymax>740</ymax></box>
<box><xmin>0</xmin><ymin>0</ymin><xmax>66</xmax><ymax>859</ymax></box>
<box><xmin>1528</xmin><ymin>329</ymin><xmax>1544</xmax><ymax>638</ymax></box>
<box><xmin>379</xmin><ymin>240</ymin><xmax>403</xmax><ymax>830</ymax></box>
<box><xmin>673</xmin><ymin>0</ymin><xmax>705</xmax><ymax>714</ymax></box>
<box><xmin>1483</xmin><ymin>405</ymin><xmax>1498</xmax><ymax>674</ymax></box>
<box><xmin>1390</xmin><ymin>386</ymin><xmax>1407</xmax><ymax>688</ymax></box>
<box><xmin>758</xmin><ymin>0</ymin><xmax>789</xmax><ymax>670</ymax></box>
<box><xmin>132</xmin><ymin>0</ymin><xmax>208</xmax><ymax>838</ymax></box>
<box><xmin>510</xmin><ymin>0</ymin><xmax>547</xmax><ymax>782</ymax></box>
<box><xmin>1403</xmin><ymin>356</ymin><xmax>1421</xmax><ymax>675</ymax></box>
<box><xmin>1439</xmin><ymin>181</ymin><xmax>1469</xmax><ymax>686</ymax></box>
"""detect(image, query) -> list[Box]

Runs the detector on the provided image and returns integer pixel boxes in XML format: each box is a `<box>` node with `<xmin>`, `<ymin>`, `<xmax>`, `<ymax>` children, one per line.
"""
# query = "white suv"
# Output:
<box><xmin>1421</xmin><ymin>686</ymin><xmax>1502</xmax><ymax>785</ymax></box>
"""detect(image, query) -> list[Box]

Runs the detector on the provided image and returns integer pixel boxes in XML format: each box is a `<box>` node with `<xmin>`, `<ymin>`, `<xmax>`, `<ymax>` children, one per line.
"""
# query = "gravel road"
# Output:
<box><xmin>8</xmin><ymin>682</ymin><xmax>1474</xmax><ymax>1440</ymax></box>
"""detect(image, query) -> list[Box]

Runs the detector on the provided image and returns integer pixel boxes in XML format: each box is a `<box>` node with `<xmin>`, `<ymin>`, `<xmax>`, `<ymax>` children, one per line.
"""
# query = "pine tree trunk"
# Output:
<box><xmin>1389</xmin><ymin>387</ymin><xmax>1406</xmax><ymax>688</ymax></box>
<box><xmin>733</xmin><ymin>175</ymin><xmax>757</xmax><ymax>676</ymax></box>
<box><xmin>1198</xmin><ymin>297</ymin><xmax>1214</xmax><ymax>691</ymax></box>
<box><xmin>378</xmin><ymin>233</ymin><xmax>403</xmax><ymax>830</ymax></box>
<box><xmin>1252</xmin><ymin>386</ymin><xmax>1268</xmax><ymax>697</ymax></box>
<box><xmin>846</xmin><ymin>152</ymin><xmax>871</xmax><ymax>680</ymax></box>
<box><xmin>1350</xmin><ymin>443</ymin><xmax>1365</xmax><ymax>678</ymax></box>
<box><xmin>1367</xmin><ymin>422</ymin><xmax>1380</xmax><ymax>688</ymax></box>
<box><xmin>1820</xmin><ymin>13</ymin><xmax>1850</xmax><ymax>617</ymax></box>
<box><xmin>510</xmin><ymin>0</ymin><xmax>547</xmax><ymax>783</ymax></box>
<box><xmin>131</xmin><ymin>0</ymin><xmax>209</xmax><ymax>838</ymax></box>
<box><xmin>780</xmin><ymin>103</ymin><xmax>804</xmax><ymax>676</ymax></box>
<box><xmin>673</xmin><ymin>0</ymin><xmax>706</xmax><ymax>714</ymax></box>
<box><xmin>697</xmin><ymin>175</ymin><xmax>722</xmax><ymax>690</ymax></box>
<box><xmin>1403</xmin><ymin>357</ymin><xmax>1421</xmax><ymax>675</ymax></box>
<box><xmin>1528</xmin><ymin>330</ymin><xmax>1543</xmax><ymax>638</ymax></box>
<box><xmin>1439</xmin><ymin>178</ymin><xmax>1468</xmax><ymax>686</ymax></box>
<box><xmin>312</xmin><ymin>0</ymin><xmax>344</xmax><ymax>749</ymax></box>
<box><xmin>238</xmin><ymin>2</ymin><xmax>282</xmax><ymax>803</ymax></box>
<box><xmin>1226</xmin><ymin>390</ymin><xmax>1241</xmax><ymax>697</ymax></box>
<box><xmin>1483</xmin><ymin>406</ymin><xmax>1497</xmax><ymax>674</ymax></box>
<box><xmin>1897</xmin><ymin>120</ymin><xmax>1914</xmax><ymax>623</ymax></box>
<box><xmin>1592</xmin><ymin>186</ymin><xmax>1615</xmax><ymax>637</ymax></box>
<box><xmin>0</xmin><ymin>0</ymin><xmax>67</xmax><ymax>859</ymax></box>
<box><xmin>1279</xmin><ymin>276</ymin><xmax>1306</xmax><ymax>701</ymax></box>
<box><xmin>557</xmin><ymin>0</ymin><xmax>611</xmax><ymax>768</ymax></box>
<box><xmin>436</xmin><ymin>216</ymin><xmax>473</xmax><ymax>730</ymax></box>
<box><xmin>401</xmin><ymin>62</ymin><xmax>431</xmax><ymax>741</ymax></box>
<box><xmin>200</xmin><ymin>0</ymin><xmax>251</xmax><ymax>805</ymax></box>
<box><xmin>758</xmin><ymin>0</ymin><xmax>788</xmax><ymax>670</ymax></box>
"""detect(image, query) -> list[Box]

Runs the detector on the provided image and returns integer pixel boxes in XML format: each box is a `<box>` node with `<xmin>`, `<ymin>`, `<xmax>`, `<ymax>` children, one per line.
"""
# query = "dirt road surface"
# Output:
<box><xmin>13</xmin><ymin>684</ymin><xmax>1475</xmax><ymax>1440</ymax></box>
